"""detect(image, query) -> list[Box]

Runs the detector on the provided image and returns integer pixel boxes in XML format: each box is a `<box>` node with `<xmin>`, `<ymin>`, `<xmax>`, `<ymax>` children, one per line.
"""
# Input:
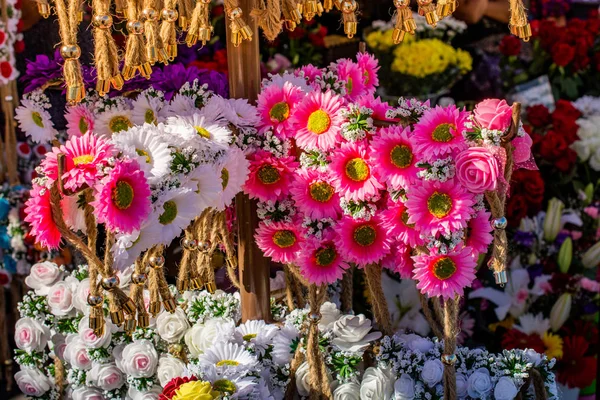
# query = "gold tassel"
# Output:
<box><xmin>54</xmin><ymin>0</ymin><xmax>85</xmax><ymax>104</ymax></box>
<box><xmin>186</xmin><ymin>0</ymin><xmax>213</xmax><ymax>47</ymax></box>
<box><xmin>392</xmin><ymin>0</ymin><xmax>413</xmax><ymax>43</ymax></box>
<box><xmin>123</xmin><ymin>0</ymin><xmax>152</xmax><ymax>80</ymax></box>
<box><xmin>37</xmin><ymin>0</ymin><xmax>52</xmax><ymax>17</ymax></box>
<box><xmin>303</xmin><ymin>0</ymin><xmax>317</xmax><ymax>20</ymax></box>
<box><xmin>281</xmin><ymin>0</ymin><xmax>301</xmax><ymax>31</ymax></box>
<box><xmin>340</xmin><ymin>0</ymin><xmax>357</xmax><ymax>39</ymax></box>
<box><xmin>323</xmin><ymin>0</ymin><xmax>332</xmax><ymax>11</ymax></box>
<box><xmin>177</xmin><ymin>0</ymin><xmax>191</xmax><ymax>29</ymax></box>
<box><xmin>224</xmin><ymin>0</ymin><xmax>252</xmax><ymax>47</ymax></box>
<box><xmin>92</xmin><ymin>0</ymin><xmax>124</xmax><ymax>95</ymax></box>
<box><xmin>159</xmin><ymin>0</ymin><xmax>178</xmax><ymax>60</ymax></box>
<box><xmin>417</xmin><ymin>0</ymin><xmax>439</xmax><ymax>27</ymax></box>
<box><xmin>143</xmin><ymin>0</ymin><xmax>169</xmax><ymax>65</ymax></box>
<box><xmin>509</xmin><ymin>0</ymin><xmax>531</xmax><ymax>41</ymax></box>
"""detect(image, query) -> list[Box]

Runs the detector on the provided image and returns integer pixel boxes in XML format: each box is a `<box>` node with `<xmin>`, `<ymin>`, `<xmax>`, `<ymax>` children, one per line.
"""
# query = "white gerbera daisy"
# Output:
<box><xmin>198</xmin><ymin>342</ymin><xmax>258</xmax><ymax>376</ymax></box>
<box><xmin>112</xmin><ymin>220</ymin><xmax>161</xmax><ymax>271</ymax></box>
<box><xmin>15</xmin><ymin>99</ymin><xmax>58</xmax><ymax>143</ymax></box>
<box><xmin>265</xmin><ymin>71</ymin><xmax>312</xmax><ymax>93</ymax></box>
<box><xmin>234</xmin><ymin>320</ymin><xmax>278</xmax><ymax>356</ymax></box>
<box><xmin>94</xmin><ymin>107</ymin><xmax>134</xmax><ymax>138</ymax></box>
<box><xmin>153</xmin><ymin>187</ymin><xmax>204</xmax><ymax>245</ymax></box>
<box><xmin>271</xmin><ymin>325</ymin><xmax>299</xmax><ymax>365</ymax></box>
<box><xmin>112</xmin><ymin>124</ymin><xmax>172</xmax><ymax>184</ymax></box>
<box><xmin>201</xmin><ymin>364</ymin><xmax>260</xmax><ymax>399</ymax></box>
<box><xmin>185</xmin><ymin>164</ymin><xmax>223</xmax><ymax>209</ymax></box>
<box><xmin>212</xmin><ymin>97</ymin><xmax>260</xmax><ymax>127</ymax></box>
<box><xmin>167</xmin><ymin>113</ymin><xmax>233</xmax><ymax>145</ymax></box>
<box><xmin>164</xmin><ymin>93</ymin><xmax>196</xmax><ymax>117</ymax></box>
<box><xmin>515</xmin><ymin>313</ymin><xmax>550</xmax><ymax>336</ymax></box>
<box><xmin>216</xmin><ymin>147</ymin><xmax>249</xmax><ymax>209</ymax></box>
<box><xmin>131</xmin><ymin>93</ymin><xmax>163</xmax><ymax>125</ymax></box>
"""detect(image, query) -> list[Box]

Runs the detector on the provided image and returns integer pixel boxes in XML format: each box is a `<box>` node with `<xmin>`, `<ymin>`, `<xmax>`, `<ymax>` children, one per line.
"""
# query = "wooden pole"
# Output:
<box><xmin>225</xmin><ymin>0</ymin><xmax>271</xmax><ymax>322</ymax></box>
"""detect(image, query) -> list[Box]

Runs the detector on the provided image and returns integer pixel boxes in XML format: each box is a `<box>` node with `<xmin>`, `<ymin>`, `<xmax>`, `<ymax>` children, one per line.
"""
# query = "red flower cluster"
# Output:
<box><xmin>159</xmin><ymin>376</ymin><xmax>198</xmax><ymax>400</ymax></box>
<box><xmin>190</xmin><ymin>49</ymin><xmax>228</xmax><ymax>74</ymax></box>
<box><xmin>557</xmin><ymin>336</ymin><xmax>597</xmax><ymax>388</ymax></box>
<box><xmin>501</xmin><ymin>329</ymin><xmax>546</xmax><ymax>354</ymax></box>
<box><xmin>507</xmin><ymin>169</ymin><xmax>545</xmax><ymax>226</ymax></box>
<box><xmin>498</xmin><ymin>35</ymin><xmax>522</xmax><ymax>57</ymax></box>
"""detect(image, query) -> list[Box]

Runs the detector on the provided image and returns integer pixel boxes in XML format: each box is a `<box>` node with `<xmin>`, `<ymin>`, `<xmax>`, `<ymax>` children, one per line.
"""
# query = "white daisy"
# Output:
<box><xmin>216</xmin><ymin>147</ymin><xmax>249</xmax><ymax>210</ymax></box>
<box><xmin>61</xmin><ymin>194</ymin><xmax>86</xmax><ymax>233</ymax></box>
<box><xmin>202</xmin><ymin>365</ymin><xmax>260</xmax><ymax>399</ymax></box>
<box><xmin>271</xmin><ymin>324</ymin><xmax>299</xmax><ymax>365</ymax></box>
<box><xmin>94</xmin><ymin>106</ymin><xmax>134</xmax><ymax>138</ymax></box>
<box><xmin>112</xmin><ymin>220</ymin><xmax>161</xmax><ymax>271</ymax></box>
<box><xmin>185</xmin><ymin>164</ymin><xmax>223</xmax><ymax>210</ymax></box>
<box><xmin>112</xmin><ymin>124</ymin><xmax>172</xmax><ymax>185</ymax></box>
<box><xmin>234</xmin><ymin>320</ymin><xmax>279</xmax><ymax>356</ymax></box>
<box><xmin>164</xmin><ymin>93</ymin><xmax>196</xmax><ymax>117</ymax></box>
<box><xmin>167</xmin><ymin>113</ymin><xmax>232</xmax><ymax>145</ymax></box>
<box><xmin>131</xmin><ymin>93</ymin><xmax>163</xmax><ymax>125</ymax></box>
<box><xmin>515</xmin><ymin>313</ymin><xmax>550</xmax><ymax>336</ymax></box>
<box><xmin>221</xmin><ymin>97</ymin><xmax>261</xmax><ymax>127</ymax></box>
<box><xmin>15</xmin><ymin>99</ymin><xmax>58</xmax><ymax>143</ymax></box>
<box><xmin>264</xmin><ymin>71</ymin><xmax>312</xmax><ymax>93</ymax></box>
<box><xmin>197</xmin><ymin>342</ymin><xmax>258</xmax><ymax>376</ymax></box>
<box><xmin>195</xmin><ymin>95</ymin><xmax>228</xmax><ymax>124</ymax></box>
<box><xmin>152</xmin><ymin>187</ymin><xmax>204</xmax><ymax>245</ymax></box>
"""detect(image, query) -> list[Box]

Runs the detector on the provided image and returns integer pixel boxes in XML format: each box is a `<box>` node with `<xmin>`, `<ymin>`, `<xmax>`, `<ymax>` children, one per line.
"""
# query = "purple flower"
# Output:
<box><xmin>514</xmin><ymin>231</ymin><xmax>535</xmax><ymax>248</ymax></box>
<box><xmin>150</xmin><ymin>63</ymin><xmax>228</xmax><ymax>100</ymax></box>
<box><xmin>197</xmin><ymin>69</ymin><xmax>228</xmax><ymax>98</ymax></box>
<box><xmin>527</xmin><ymin>263</ymin><xmax>544</xmax><ymax>282</ymax></box>
<box><xmin>20</xmin><ymin>53</ymin><xmax>62</xmax><ymax>93</ymax></box>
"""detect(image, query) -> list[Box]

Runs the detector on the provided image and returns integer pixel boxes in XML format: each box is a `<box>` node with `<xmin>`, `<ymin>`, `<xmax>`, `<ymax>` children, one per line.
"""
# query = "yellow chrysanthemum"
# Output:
<box><xmin>456</xmin><ymin>49</ymin><xmax>473</xmax><ymax>73</ymax></box>
<box><xmin>390</xmin><ymin>38</ymin><xmax>472</xmax><ymax>78</ymax></box>
<box><xmin>542</xmin><ymin>332</ymin><xmax>564</xmax><ymax>360</ymax></box>
<box><xmin>172</xmin><ymin>381</ymin><xmax>219</xmax><ymax>400</ymax></box>
<box><xmin>365</xmin><ymin>30</ymin><xmax>396</xmax><ymax>51</ymax></box>
<box><xmin>488</xmin><ymin>316</ymin><xmax>515</xmax><ymax>333</ymax></box>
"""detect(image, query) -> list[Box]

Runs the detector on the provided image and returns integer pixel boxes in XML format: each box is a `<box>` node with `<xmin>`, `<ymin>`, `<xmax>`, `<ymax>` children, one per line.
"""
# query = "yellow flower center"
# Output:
<box><xmin>346</xmin><ymin>77</ymin><xmax>353</xmax><ymax>93</ymax></box>
<box><xmin>144</xmin><ymin>109</ymin><xmax>156</xmax><ymax>124</ymax></box>
<box><xmin>195</xmin><ymin>126</ymin><xmax>211</xmax><ymax>139</ymax></box>
<box><xmin>221</xmin><ymin>168</ymin><xmax>230</xmax><ymax>190</ymax></box>
<box><xmin>363</xmin><ymin>71</ymin><xmax>370</xmax><ymax>85</ymax></box>
<box><xmin>78</xmin><ymin>117</ymin><xmax>88</xmax><ymax>134</ymax></box>
<box><xmin>431</xmin><ymin>257</ymin><xmax>457</xmax><ymax>280</ymax></box>
<box><xmin>273</xmin><ymin>230</ymin><xmax>296</xmax><ymax>248</ymax></box>
<box><xmin>345</xmin><ymin>158</ymin><xmax>369</xmax><ymax>182</ymax></box>
<box><xmin>111</xmin><ymin>181</ymin><xmax>134</xmax><ymax>210</ymax></box>
<box><xmin>213</xmin><ymin>379</ymin><xmax>237</xmax><ymax>394</ymax></box>
<box><xmin>257</xmin><ymin>165</ymin><xmax>280</xmax><ymax>185</ymax></box>
<box><xmin>269</xmin><ymin>101</ymin><xmax>290</xmax><ymax>122</ymax></box>
<box><xmin>427</xmin><ymin>191</ymin><xmax>453</xmax><ymax>218</ymax></box>
<box><xmin>136</xmin><ymin>149</ymin><xmax>151</xmax><ymax>164</ymax></box>
<box><xmin>390</xmin><ymin>145</ymin><xmax>413</xmax><ymax>168</ymax></box>
<box><xmin>315</xmin><ymin>245</ymin><xmax>337</xmax><ymax>267</ymax></box>
<box><xmin>400</xmin><ymin>210</ymin><xmax>415</xmax><ymax>228</ymax></box>
<box><xmin>353</xmin><ymin>224</ymin><xmax>377</xmax><ymax>247</ymax></box>
<box><xmin>73</xmin><ymin>154</ymin><xmax>93</xmax><ymax>165</ymax></box>
<box><xmin>159</xmin><ymin>200</ymin><xmax>178</xmax><ymax>225</ymax></box>
<box><xmin>216</xmin><ymin>359</ymin><xmax>240</xmax><ymax>367</ymax></box>
<box><xmin>309</xmin><ymin>181</ymin><xmax>334</xmax><ymax>202</ymax></box>
<box><xmin>109</xmin><ymin>116</ymin><xmax>133</xmax><ymax>133</ymax></box>
<box><xmin>242</xmin><ymin>333</ymin><xmax>257</xmax><ymax>341</ymax></box>
<box><xmin>307</xmin><ymin>110</ymin><xmax>331</xmax><ymax>134</ymax></box>
<box><xmin>431</xmin><ymin>123</ymin><xmax>455</xmax><ymax>143</ymax></box>
<box><xmin>32</xmin><ymin>111</ymin><xmax>44</xmax><ymax>128</ymax></box>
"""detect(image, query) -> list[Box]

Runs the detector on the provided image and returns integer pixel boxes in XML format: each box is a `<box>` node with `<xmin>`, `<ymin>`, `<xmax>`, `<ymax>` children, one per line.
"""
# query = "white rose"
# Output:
<box><xmin>296</xmin><ymin>361</ymin><xmax>311</xmax><ymax>397</ymax></box>
<box><xmin>25</xmin><ymin>261</ymin><xmax>62</xmax><ymax>295</ymax></box>
<box><xmin>334</xmin><ymin>382</ymin><xmax>360</xmax><ymax>400</ymax></box>
<box><xmin>46</xmin><ymin>277</ymin><xmax>77</xmax><ymax>317</ymax></box>
<box><xmin>63</xmin><ymin>335</ymin><xmax>92</xmax><ymax>370</ymax></box>
<box><xmin>121</xmin><ymin>340</ymin><xmax>159</xmax><ymax>378</ymax></box>
<box><xmin>399</xmin><ymin>334</ymin><xmax>434</xmax><ymax>354</ymax></box>
<box><xmin>494</xmin><ymin>377</ymin><xmax>518</xmax><ymax>400</ymax></box>
<box><xmin>87</xmin><ymin>362</ymin><xmax>124</xmax><ymax>391</ymax></box>
<box><xmin>319</xmin><ymin>302</ymin><xmax>341</xmax><ymax>330</ymax></box>
<box><xmin>72</xmin><ymin>278</ymin><xmax>91</xmax><ymax>314</ymax></box>
<box><xmin>15</xmin><ymin>317</ymin><xmax>50</xmax><ymax>352</ymax></box>
<box><xmin>71</xmin><ymin>386</ymin><xmax>103</xmax><ymax>400</ymax></box>
<box><xmin>128</xmin><ymin>385</ymin><xmax>162</xmax><ymax>400</ymax></box>
<box><xmin>331</xmin><ymin>314</ymin><xmax>382</xmax><ymax>352</ymax></box>
<box><xmin>394</xmin><ymin>374</ymin><xmax>416</xmax><ymax>400</ymax></box>
<box><xmin>184</xmin><ymin>318</ymin><xmax>235</xmax><ymax>357</ymax></box>
<box><xmin>113</xmin><ymin>343</ymin><xmax>125</xmax><ymax>371</ymax></box>
<box><xmin>456</xmin><ymin>374</ymin><xmax>468</xmax><ymax>398</ymax></box>
<box><xmin>420</xmin><ymin>359</ymin><xmax>444</xmax><ymax>387</ymax></box>
<box><xmin>156</xmin><ymin>309</ymin><xmax>190</xmax><ymax>343</ymax></box>
<box><xmin>78</xmin><ymin>316</ymin><xmax>112</xmax><ymax>349</ymax></box>
<box><xmin>157</xmin><ymin>355</ymin><xmax>186</xmax><ymax>387</ymax></box>
<box><xmin>523</xmin><ymin>349</ymin><xmax>542</xmax><ymax>366</ymax></box>
<box><xmin>467</xmin><ymin>368</ymin><xmax>493</xmax><ymax>399</ymax></box>
<box><xmin>15</xmin><ymin>368</ymin><xmax>51</xmax><ymax>397</ymax></box>
<box><xmin>51</xmin><ymin>333</ymin><xmax>67</xmax><ymax>359</ymax></box>
<box><xmin>360</xmin><ymin>367</ymin><xmax>394</xmax><ymax>400</ymax></box>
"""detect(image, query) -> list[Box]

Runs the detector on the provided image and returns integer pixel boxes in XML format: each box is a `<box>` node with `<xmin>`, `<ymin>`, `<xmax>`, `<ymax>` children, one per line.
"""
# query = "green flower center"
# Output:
<box><xmin>390</xmin><ymin>144</ymin><xmax>413</xmax><ymax>168</ymax></box>
<box><xmin>353</xmin><ymin>224</ymin><xmax>377</xmax><ymax>247</ymax></box>
<box><xmin>427</xmin><ymin>191</ymin><xmax>453</xmax><ymax>218</ymax></box>
<box><xmin>315</xmin><ymin>245</ymin><xmax>337</xmax><ymax>267</ymax></box>
<box><xmin>307</xmin><ymin>109</ymin><xmax>331</xmax><ymax>134</ymax></box>
<box><xmin>144</xmin><ymin>109</ymin><xmax>156</xmax><ymax>124</ymax></box>
<box><xmin>269</xmin><ymin>101</ymin><xmax>290</xmax><ymax>122</ymax></box>
<box><xmin>136</xmin><ymin>149</ymin><xmax>151</xmax><ymax>164</ymax></box>
<box><xmin>242</xmin><ymin>333</ymin><xmax>257</xmax><ymax>341</ymax></box>
<box><xmin>431</xmin><ymin>257</ymin><xmax>457</xmax><ymax>280</ymax></box>
<box><xmin>273</xmin><ymin>230</ymin><xmax>296</xmax><ymax>248</ymax></box>
<box><xmin>221</xmin><ymin>168</ymin><xmax>230</xmax><ymax>190</ymax></box>
<box><xmin>216</xmin><ymin>360</ymin><xmax>240</xmax><ymax>367</ymax></box>
<box><xmin>78</xmin><ymin>117</ymin><xmax>88</xmax><ymax>134</ymax></box>
<box><xmin>32</xmin><ymin>112</ymin><xmax>44</xmax><ymax>128</ymax></box>
<box><xmin>431</xmin><ymin>123</ymin><xmax>455</xmax><ymax>143</ymax></box>
<box><xmin>213</xmin><ymin>379</ymin><xmax>237</xmax><ymax>394</ymax></box>
<box><xmin>109</xmin><ymin>116</ymin><xmax>133</xmax><ymax>133</ymax></box>
<box><xmin>400</xmin><ymin>210</ymin><xmax>415</xmax><ymax>228</ymax></box>
<box><xmin>159</xmin><ymin>200</ymin><xmax>178</xmax><ymax>225</ymax></box>
<box><xmin>363</xmin><ymin>71</ymin><xmax>370</xmax><ymax>85</ymax></box>
<box><xmin>257</xmin><ymin>165</ymin><xmax>281</xmax><ymax>185</ymax></box>
<box><xmin>73</xmin><ymin>154</ymin><xmax>93</xmax><ymax>166</ymax></box>
<box><xmin>111</xmin><ymin>181</ymin><xmax>134</xmax><ymax>210</ymax></box>
<box><xmin>345</xmin><ymin>158</ymin><xmax>369</xmax><ymax>182</ymax></box>
<box><xmin>309</xmin><ymin>181</ymin><xmax>334</xmax><ymax>202</ymax></box>
<box><xmin>346</xmin><ymin>77</ymin><xmax>353</xmax><ymax>93</ymax></box>
<box><xmin>195</xmin><ymin>126</ymin><xmax>211</xmax><ymax>139</ymax></box>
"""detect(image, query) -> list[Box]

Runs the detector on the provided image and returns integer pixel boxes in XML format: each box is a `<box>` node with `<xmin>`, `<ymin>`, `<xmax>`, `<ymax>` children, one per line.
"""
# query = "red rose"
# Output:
<box><xmin>554</xmin><ymin>99</ymin><xmax>582</xmax><ymax>120</ymax></box>
<box><xmin>587</xmin><ymin>18</ymin><xmax>600</xmax><ymax>35</ymax></box>
<box><xmin>0</xmin><ymin>62</ymin><xmax>12</xmax><ymax>78</ymax></box>
<box><xmin>551</xmin><ymin>116</ymin><xmax>578</xmax><ymax>143</ymax></box>
<box><xmin>573</xmin><ymin>55</ymin><xmax>590</xmax><ymax>72</ymax></box>
<box><xmin>511</xmin><ymin>169</ymin><xmax>545</xmax><ymax>208</ymax></box>
<box><xmin>556</xmin><ymin>148</ymin><xmax>578</xmax><ymax>172</ymax></box>
<box><xmin>0</xmin><ymin>31</ymin><xmax>6</xmax><ymax>46</ymax></box>
<box><xmin>507</xmin><ymin>194</ymin><xmax>529</xmax><ymax>226</ymax></box>
<box><xmin>287</xmin><ymin>27</ymin><xmax>305</xmax><ymax>40</ymax></box>
<box><xmin>539</xmin><ymin>130</ymin><xmax>577</xmax><ymax>172</ymax></box>
<box><xmin>160</xmin><ymin>376</ymin><xmax>197</xmax><ymax>400</ymax></box>
<box><xmin>308</xmin><ymin>33</ymin><xmax>324</xmax><ymax>47</ymax></box>
<box><xmin>530</xmin><ymin>20</ymin><xmax>540</xmax><ymax>37</ymax></box>
<box><xmin>552</xmin><ymin>43</ymin><xmax>575</xmax><ymax>66</ymax></box>
<box><xmin>190</xmin><ymin>60</ymin><xmax>218</xmax><ymax>71</ymax></box>
<box><xmin>212</xmin><ymin>5</ymin><xmax>224</xmax><ymax>16</ymax></box>
<box><xmin>499</xmin><ymin>35</ymin><xmax>522</xmax><ymax>56</ymax></box>
<box><xmin>14</xmin><ymin>40</ymin><xmax>24</xmax><ymax>53</ymax></box>
<box><xmin>214</xmin><ymin>49</ymin><xmax>228</xmax><ymax>72</ymax></box>
<box><xmin>526</xmin><ymin>104</ymin><xmax>551</xmax><ymax>128</ymax></box>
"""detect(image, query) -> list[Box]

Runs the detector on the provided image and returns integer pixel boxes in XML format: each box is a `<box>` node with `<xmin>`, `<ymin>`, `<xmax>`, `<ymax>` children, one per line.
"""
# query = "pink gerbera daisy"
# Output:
<box><xmin>41</xmin><ymin>133</ymin><xmax>114</xmax><ymax>191</ymax></box>
<box><xmin>380</xmin><ymin>201</ymin><xmax>423</xmax><ymax>248</ymax></box>
<box><xmin>370</xmin><ymin>125</ymin><xmax>420</xmax><ymax>189</ymax></box>
<box><xmin>335</xmin><ymin>58</ymin><xmax>367</xmax><ymax>101</ymax></box>
<box><xmin>289</xmin><ymin>168</ymin><xmax>341</xmax><ymax>219</ymax></box>
<box><xmin>405</xmin><ymin>179</ymin><xmax>474</xmax><ymax>236</ymax></box>
<box><xmin>91</xmin><ymin>160</ymin><xmax>152</xmax><ymax>234</ymax></box>
<box><xmin>466</xmin><ymin>210</ymin><xmax>493</xmax><ymax>255</ymax></box>
<box><xmin>255</xmin><ymin>220</ymin><xmax>304</xmax><ymax>264</ymax></box>
<box><xmin>65</xmin><ymin>104</ymin><xmax>94</xmax><ymax>138</ymax></box>
<box><xmin>330</xmin><ymin>142</ymin><xmax>384</xmax><ymax>201</ymax></box>
<box><xmin>356</xmin><ymin>53</ymin><xmax>380</xmax><ymax>94</ymax></box>
<box><xmin>297</xmin><ymin>64</ymin><xmax>323</xmax><ymax>84</ymax></box>
<box><xmin>243</xmin><ymin>150</ymin><xmax>298</xmax><ymax>202</ymax></box>
<box><xmin>298</xmin><ymin>231</ymin><xmax>348</xmax><ymax>285</ymax></box>
<box><xmin>412</xmin><ymin>246</ymin><xmax>477</xmax><ymax>299</ymax></box>
<box><xmin>356</xmin><ymin>95</ymin><xmax>391</xmax><ymax>121</ymax></box>
<box><xmin>256</xmin><ymin>82</ymin><xmax>304</xmax><ymax>137</ymax></box>
<box><xmin>292</xmin><ymin>90</ymin><xmax>345</xmax><ymax>151</ymax></box>
<box><xmin>381</xmin><ymin>242</ymin><xmax>414</xmax><ymax>279</ymax></box>
<box><xmin>412</xmin><ymin>105</ymin><xmax>469</xmax><ymax>159</ymax></box>
<box><xmin>335</xmin><ymin>215</ymin><xmax>392</xmax><ymax>266</ymax></box>
<box><xmin>24</xmin><ymin>184</ymin><xmax>62</xmax><ymax>249</ymax></box>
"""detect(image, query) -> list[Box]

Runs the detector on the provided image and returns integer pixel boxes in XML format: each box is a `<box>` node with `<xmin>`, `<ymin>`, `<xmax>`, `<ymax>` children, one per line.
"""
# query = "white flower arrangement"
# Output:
<box><xmin>0</xmin><ymin>0</ymin><xmax>21</xmax><ymax>85</ymax></box>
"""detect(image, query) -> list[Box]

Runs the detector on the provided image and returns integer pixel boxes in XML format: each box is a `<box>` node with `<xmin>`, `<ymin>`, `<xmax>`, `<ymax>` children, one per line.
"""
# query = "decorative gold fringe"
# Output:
<box><xmin>53</xmin><ymin>0</ymin><xmax>85</xmax><ymax>103</ymax></box>
<box><xmin>251</xmin><ymin>0</ymin><xmax>282</xmax><ymax>42</ymax></box>
<box><xmin>509</xmin><ymin>0</ymin><xmax>531</xmax><ymax>41</ymax></box>
<box><xmin>143</xmin><ymin>0</ymin><xmax>168</xmax><ymax>64</ymax></box>
<box><xmin>340</xmin><ymin>0</ymin><xmax>357</xmax><ymax>38</ymax></box>
<box><xmin>417</xmin><ymin>0</ymin><xmax>439</xmax><ymax>27</ymax></box>
<box><xmin>224</xmin><ymin>0</ymin><xmax>253</xmax><ymax>46</ymax></box>
<box><xmin>281</xmin><ymin>0</ymin><xmax>301</xmax><ymax>31</ymax></box>
<box><xmin>123</xmin><ymin>0</ymin><xmax>152</xmax><ymax>80</ymax></box>
<box><xmin>92</xmin><ymin>0</ymin><xmax>123</xmax><ymax>95</ymax></box>
<box><xmin>306</xmin><ymin>284</ymin><xmax>333</xmax><ymax>400</ymax></box>
<box><xmin>392</xmin><ymin>0</ymin><xmax>416</xmax><ymax>43</ymax></box>
<box><xmin>159</xmin><ymin>0</ymin><xmax>179</xmax><ymax>60</ymax></box>
<box><xmin>186</xmin><ymin>0</ymin><xmax>213</xmax><ymax>47</ymax></box>
<box><xmin>176</xmin><ymin>0</ymin><xmax>193</xmax><ymax>29</ymax></box>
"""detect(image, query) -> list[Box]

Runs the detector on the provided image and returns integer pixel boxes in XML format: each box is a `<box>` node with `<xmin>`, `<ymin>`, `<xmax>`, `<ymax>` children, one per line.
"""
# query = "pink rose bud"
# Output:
<box><xmin>473</xmin><ymin>99</ymin><xmax>513</xmax><ymax>131</ymax></box>
<box><xmin>455</xmin><ymin>147</ymin><xmax>499</xmax><ymax>194</ymax></box>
